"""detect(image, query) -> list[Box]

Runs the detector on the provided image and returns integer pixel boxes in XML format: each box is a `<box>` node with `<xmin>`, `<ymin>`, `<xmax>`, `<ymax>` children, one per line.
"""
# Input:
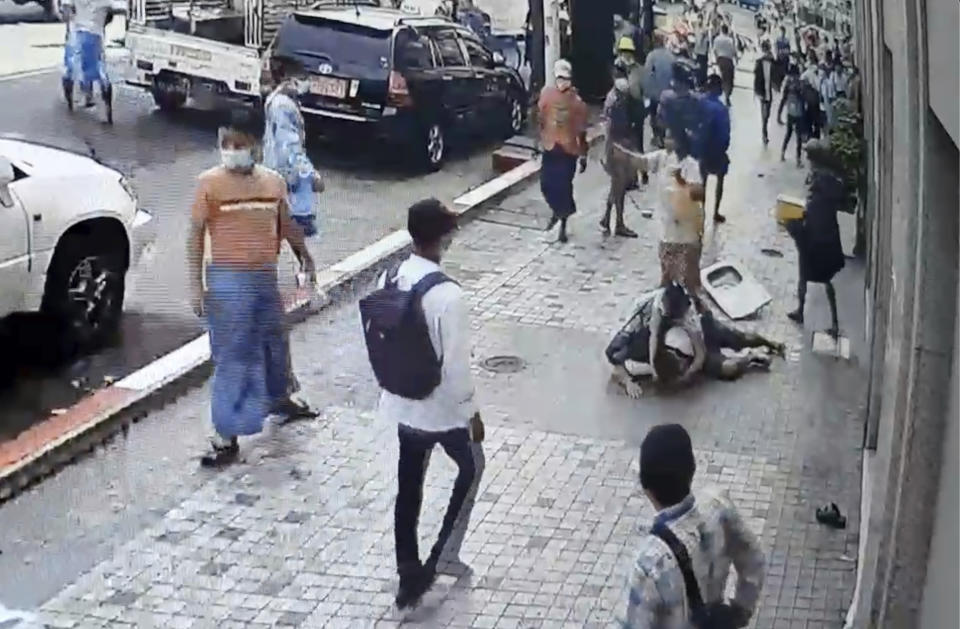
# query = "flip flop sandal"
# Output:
<box><xmin>276</xmin><ymin>399</ymin><xmax>319</xmax><ymax>424</ymax></box>
<box><xmin>816</xmin><ymin>503</ymin><xmax>847</xmax><ymax>529</ymax></box>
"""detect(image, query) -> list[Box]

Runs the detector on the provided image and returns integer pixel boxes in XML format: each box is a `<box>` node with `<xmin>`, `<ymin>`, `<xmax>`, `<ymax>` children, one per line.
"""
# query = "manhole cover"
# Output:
<box><xmin>481</xmin><ymin>355</ymin><xmax>526</xmax><ymax>374</ymax></box>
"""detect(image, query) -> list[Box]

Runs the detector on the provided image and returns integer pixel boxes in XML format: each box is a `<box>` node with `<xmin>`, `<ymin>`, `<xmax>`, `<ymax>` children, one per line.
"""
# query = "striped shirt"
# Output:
<box><xmin>191</xmin><ymin>165</ymin><xmax>290</xmax><ymax>268</ymax></box>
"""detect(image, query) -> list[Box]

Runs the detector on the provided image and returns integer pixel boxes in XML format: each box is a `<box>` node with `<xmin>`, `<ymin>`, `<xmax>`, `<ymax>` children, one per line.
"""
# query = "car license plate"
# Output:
<box><xmin>310</xmin><ymin>76</ymin><xmax>347</xmax><ymax>99</ymax></box>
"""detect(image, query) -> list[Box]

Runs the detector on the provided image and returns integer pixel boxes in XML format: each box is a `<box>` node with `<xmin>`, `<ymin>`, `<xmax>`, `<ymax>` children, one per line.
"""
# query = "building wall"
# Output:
<box><xmin>919</xmin><ymin>315</ymin><xmax>959</xmax><ymax>628</ymax></box>
<box><xmin>849</xmin><ymin>0</ymin><xmax>959</xmax><ymax>626</ymax></box>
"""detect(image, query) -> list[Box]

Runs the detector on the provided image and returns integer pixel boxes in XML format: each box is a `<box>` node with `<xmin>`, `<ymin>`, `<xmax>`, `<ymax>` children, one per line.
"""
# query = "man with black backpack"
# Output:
<box><xmin>620</xmin><ymin>424</ymin><xmax>765</xmax><ymax>628</ymax></box>
<box><xmin>359</xmin><ymin>198</ymin><xmax>484</xmax><ymax>610</ymax></box>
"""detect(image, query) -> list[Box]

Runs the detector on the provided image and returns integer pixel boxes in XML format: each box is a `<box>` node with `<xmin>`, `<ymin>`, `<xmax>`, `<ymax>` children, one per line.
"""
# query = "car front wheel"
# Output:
<box><xmin>42</xmin><ymin>235</ymin><xmax>126</xmax><ymax>352</ymax></box>
<box><xmin>420</xmin><ymin>122</ymin><xmax>445</xmax><ymax>172</ymax></box>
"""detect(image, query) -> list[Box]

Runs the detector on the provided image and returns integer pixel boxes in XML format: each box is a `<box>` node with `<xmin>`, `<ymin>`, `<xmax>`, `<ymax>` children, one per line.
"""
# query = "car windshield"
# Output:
<box><xmin>273</xmin><ymin>14</ymin><xmax>392</xmax><ymax>81</ymax></box>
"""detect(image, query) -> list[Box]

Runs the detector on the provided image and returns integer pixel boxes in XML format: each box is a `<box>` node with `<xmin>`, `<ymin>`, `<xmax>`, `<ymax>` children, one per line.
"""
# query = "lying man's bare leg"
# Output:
<box><xmin>613</xmin><ymin>363</ymin><xmax>645</xmax><ymax>399</ymax></box>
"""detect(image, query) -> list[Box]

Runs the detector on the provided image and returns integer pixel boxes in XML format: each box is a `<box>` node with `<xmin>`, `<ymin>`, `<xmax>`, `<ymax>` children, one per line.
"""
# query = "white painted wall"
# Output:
<box><xmin>925</xmin><ymin>0</ymin><xmax>959</xmax><ymax>146</ymax></box>
<box><xmin>918</xmin><ymin>313</ymin><xmax>960</xmax><ymax>629</ymax></box>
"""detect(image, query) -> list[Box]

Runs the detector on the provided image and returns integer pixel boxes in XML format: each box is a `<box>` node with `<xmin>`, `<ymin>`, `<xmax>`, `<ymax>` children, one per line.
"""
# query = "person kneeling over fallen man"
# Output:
<box><xmin>605</xmin><ymin>283</ymin><xmax>785</xmax><ymax>397</ymax></box>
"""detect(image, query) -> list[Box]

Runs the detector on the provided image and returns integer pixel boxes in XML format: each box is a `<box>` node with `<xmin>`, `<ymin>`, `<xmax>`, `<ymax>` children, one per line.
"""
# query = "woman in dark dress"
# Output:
<box><xmin>538</xmin><ymin>59</ymin><xmax>589</xmax><ymax>243</ymax></box>
<box><xmin>786</xmin><ymin>139</ymin><xmax>846</xmax><ymax>337</ymax></box>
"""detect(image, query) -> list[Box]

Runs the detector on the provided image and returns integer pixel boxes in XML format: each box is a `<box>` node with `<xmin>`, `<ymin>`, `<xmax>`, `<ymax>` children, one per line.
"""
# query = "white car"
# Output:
<box><xmin>0</xmin><ymin>136</ymin><xmax>154</xmax><ymax>349</ymax></box>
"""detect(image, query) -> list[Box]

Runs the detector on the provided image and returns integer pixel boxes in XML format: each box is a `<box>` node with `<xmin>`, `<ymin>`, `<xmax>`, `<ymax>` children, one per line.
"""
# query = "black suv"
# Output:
<box><xmin>265</xmin><ymin>5</ymin><xmax>527</xmax><ymax>170</ymax></box>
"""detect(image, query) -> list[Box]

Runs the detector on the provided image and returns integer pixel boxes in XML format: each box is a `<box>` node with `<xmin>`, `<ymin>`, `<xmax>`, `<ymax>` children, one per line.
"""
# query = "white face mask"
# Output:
<box><xmin>556</xmin><ymin>77</ymin><xmax>572</xmax><ymax>91</ymax></box>
<box><xmin>221</xmin><ymin>148</ymin><xmax>254</xmax><ymax>171</ymax></box>
<box><xmin>614</xmin><ymin>77</ymin><xmax>629</xmax><ymax>93</ymax></box>
<box><xmin>294</xmin><ymin>79</ymin><xmax>310</xmax><ymax>95</ymax></box>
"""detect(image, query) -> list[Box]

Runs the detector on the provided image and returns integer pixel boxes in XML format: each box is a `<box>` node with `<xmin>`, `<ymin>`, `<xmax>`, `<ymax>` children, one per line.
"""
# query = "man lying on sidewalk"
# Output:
<box><xmin>605</xmin><ymin>283</ymin><xmax>785</xmax><ymax>398</ymax></box>
<box><xmin>619</xmin><ymin>423</ymin><xmax>765</xmax><ymax>628</ymax></box>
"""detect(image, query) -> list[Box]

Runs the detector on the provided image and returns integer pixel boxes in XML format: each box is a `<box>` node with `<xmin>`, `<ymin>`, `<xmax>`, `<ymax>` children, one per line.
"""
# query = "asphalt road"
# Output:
<box><xmin>0</xmin><ymin>61</ymin><xmax>500</xmax><ymax>440</ymax></box>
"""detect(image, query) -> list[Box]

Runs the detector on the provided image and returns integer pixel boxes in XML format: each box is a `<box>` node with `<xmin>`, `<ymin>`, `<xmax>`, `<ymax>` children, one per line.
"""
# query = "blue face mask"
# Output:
<box><xmin>220</xmin><ymin>148</ymin><xmax>254</xmax><ymax>171</ymax></box>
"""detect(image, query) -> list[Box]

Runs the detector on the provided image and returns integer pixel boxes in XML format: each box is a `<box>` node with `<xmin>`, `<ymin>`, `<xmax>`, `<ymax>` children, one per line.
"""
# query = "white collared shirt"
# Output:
<box><xmin>376</xmin><ymin>254</ymin><xmax>478</xmax><ymax>432</ymax></box>
<box><xmin>63</xmin><ymin>0</ymin><xmax>118</xmax><ymax>36</ymax></box>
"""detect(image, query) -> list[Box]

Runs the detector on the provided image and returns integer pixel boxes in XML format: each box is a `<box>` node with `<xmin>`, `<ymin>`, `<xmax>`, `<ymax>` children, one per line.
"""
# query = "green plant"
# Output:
<box><xmin>826</xmin><ymin>98</ymin><xmax>865</xmax><ymax>212</ymax></box>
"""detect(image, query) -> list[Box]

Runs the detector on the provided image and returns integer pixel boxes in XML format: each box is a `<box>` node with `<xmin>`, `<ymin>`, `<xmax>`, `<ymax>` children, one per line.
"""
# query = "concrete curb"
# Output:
<box><xmin>0</xmin><ymin>124</ymin><xmax>606</xmax><ymax>499</ymax></box>
<box><xmin>0</xmin><ymin>66</ymin><xmax>60</xmax><ymax>83</ymax></box>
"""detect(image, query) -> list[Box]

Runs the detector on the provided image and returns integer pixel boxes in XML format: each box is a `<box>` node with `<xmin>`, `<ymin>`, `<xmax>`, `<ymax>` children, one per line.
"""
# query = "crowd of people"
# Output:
<box><xmin>163</xmin><ymin>2</ymin><xmax>853</xmax><ymax>625</ymax></box>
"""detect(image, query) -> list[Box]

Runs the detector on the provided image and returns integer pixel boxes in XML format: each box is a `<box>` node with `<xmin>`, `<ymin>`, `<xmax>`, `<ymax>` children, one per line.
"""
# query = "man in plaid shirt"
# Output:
<box><xmin>621</xmin><ymin>424</ymin><xmax>765</xmax><ymax>628</ymax></box>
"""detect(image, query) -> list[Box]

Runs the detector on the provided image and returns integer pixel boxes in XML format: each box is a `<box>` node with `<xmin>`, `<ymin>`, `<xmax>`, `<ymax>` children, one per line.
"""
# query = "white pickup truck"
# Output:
<box><xmin>123</xmin><ymin>0</ymin><xmax>280</xmax><ymax>112</ymax></box>
<box><xmin>123</xmin><ymin>0</ymin><xmax>378</xmax><ymax>113</ymax></box>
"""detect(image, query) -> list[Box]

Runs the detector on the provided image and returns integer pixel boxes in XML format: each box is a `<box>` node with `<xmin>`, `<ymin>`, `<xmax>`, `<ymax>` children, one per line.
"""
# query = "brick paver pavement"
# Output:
<box><xmin>29</xmin><ymin>85</ymin><xmax>866</xmax><ymax>629</ymax></box>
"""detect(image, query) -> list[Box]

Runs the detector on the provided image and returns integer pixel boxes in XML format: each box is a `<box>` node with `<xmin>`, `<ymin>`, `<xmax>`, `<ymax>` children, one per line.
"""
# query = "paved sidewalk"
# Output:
<box><xmin>27</xmin><ymin>86</ymin><xmax>866</xmax><ymax>629</ymax></box>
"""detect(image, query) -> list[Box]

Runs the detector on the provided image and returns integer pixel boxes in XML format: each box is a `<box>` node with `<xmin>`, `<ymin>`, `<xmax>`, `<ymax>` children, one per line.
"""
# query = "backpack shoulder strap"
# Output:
<box><xmin>383</xmin><ymin>265</ymin><xmax>401</xmax><ymax>289</ymax></box>
<box><xmin>411</xmin><ymin>271</ymin><xmax>457</xmax><ymax>300</ymax></box>
<box><xmin>651</xmin><ymin>524</ymin><xmax>706</xmax><ymax>614</ymax></box>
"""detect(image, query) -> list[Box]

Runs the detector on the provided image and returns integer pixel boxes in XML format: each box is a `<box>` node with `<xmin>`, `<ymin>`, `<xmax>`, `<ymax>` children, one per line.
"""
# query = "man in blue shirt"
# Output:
<box><xmin>698</xmin><ymin>74</ymin><xmax>731</xmax><ymax>224</ymax></box>
<box><xmin>263</xmin><ymin>59</ymin><xmax>324</xmax><ymax>237</ymax></box>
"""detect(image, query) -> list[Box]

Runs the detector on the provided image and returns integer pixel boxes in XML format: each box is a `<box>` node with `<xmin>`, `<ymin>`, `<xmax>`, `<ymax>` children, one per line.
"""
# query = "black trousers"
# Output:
<box><xmin>696</xmin><ymin>54</ymin><xmax>709</xmax><ymax>86</ymax></box>
<box><xmin>394</xmin><ymin>424</ymin><xmax>482</xmax><ymax>581</ymax></box>
<box><xmin>782</xmin><ymin>114</ymin><xmax>805</xmax><ymax>160</ymax></box>
<box><xmin>760</xmin><ymin>99</ymin><xmax>772</xmax><ymax>140</ymax></box>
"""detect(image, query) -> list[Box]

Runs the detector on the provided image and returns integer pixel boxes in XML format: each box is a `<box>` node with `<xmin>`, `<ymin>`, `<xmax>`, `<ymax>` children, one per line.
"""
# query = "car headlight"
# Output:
<box><xmin>119</xmin><ymin>176</ymin><xmax>138</xmax><ymax>203</ymax></box>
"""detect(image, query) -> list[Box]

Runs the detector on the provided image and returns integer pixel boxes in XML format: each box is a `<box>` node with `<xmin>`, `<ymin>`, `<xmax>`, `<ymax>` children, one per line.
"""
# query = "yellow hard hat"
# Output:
<box><xmin>617</xmin><ymin>36</ymin><xmax>636</xmax><ymax>53</ymax></box>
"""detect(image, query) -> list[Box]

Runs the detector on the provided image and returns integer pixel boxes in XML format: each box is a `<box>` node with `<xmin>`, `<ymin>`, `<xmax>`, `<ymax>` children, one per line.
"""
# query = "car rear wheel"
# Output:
<box><xmin>152</xmin><ymin>86</ymin><xmax>187</xmax><ymax>113</ymax></box>
<box><xmin>420</xmin><ymin>122</ymin><xmax>445</xmax><ymax>172</ymax></box>
<box><xmin>42</xmin><ymin>235</ymin><xmax>126</xmax><ymax>352</ymax></box>
<box><xmin>505</xmin><ymin>95</ymin><xmax>525</xmax><ymax>138</ymax></box>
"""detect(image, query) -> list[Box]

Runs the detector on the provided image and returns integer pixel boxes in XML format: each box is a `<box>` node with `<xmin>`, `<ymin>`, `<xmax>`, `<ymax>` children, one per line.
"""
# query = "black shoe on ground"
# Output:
<box><xmin>786</xmin><ymin>310</ymin><xmax>804</xmax><ymax>325</ymax></box>
<box><xmin>557</xmin><ymin>231</ymin><xmax>569</xmax><ymax>244</ymax></box>
<box><xmin>714</xmin><ymin>213</ymin><xmax>727</xmax><ymax>224</ymax></box>
<box><xmin>615</xmin><ymin>226</ymin><xmax>638</xmax><ymax>238</ymax></box>
<box><xmin>200</xmin><ymin>440</ymin><xmax>239</xmax><ymax>468</ymax></box>
<box><xmin>274</xmin><ymin>397</ymin><xmax>319</xmax><ymax>424</ymax></box>
<box><xmin>395</xmin><ymin>568</ymin><xmax>433</xmax><ymax>610</ymax></box>
<box><xmin>102</xmin><ymin>85</ymin><xmax>113</xmax><ymax>124</ymax></box>
<box><xmin>62</xmin><ymin>79</ymin><xmax>73</xmax><ymax>111</ymax></box>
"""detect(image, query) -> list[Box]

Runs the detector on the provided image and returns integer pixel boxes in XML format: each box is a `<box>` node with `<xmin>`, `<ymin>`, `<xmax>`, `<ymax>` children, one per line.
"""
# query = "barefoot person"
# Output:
<box><xmin>538</xmin><ymin>59</ymin><xmax>589</xmax><ymax>243</ymax></box>
<box><xmin>187</xmin><ymin>126</ymin><xmax>315</xmax><ymax>467</ymax></box>
<box><xmin>606</xmin><ymin>283</ymin><xmax>784</xmax><ymax>397</ymax></box>
<box><xmin>636</xmin><ymin>129</ymin><xmax>706</xmax><ymax>293</ymax></box>
<box><xmin>605</xmin><ymin>283</ymin><xmax>706</xmax><ymax>399</ymax></box>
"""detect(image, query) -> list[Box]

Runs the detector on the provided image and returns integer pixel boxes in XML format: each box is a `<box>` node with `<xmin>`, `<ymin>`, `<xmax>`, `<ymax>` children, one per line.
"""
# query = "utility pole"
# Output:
<box><xmin>529</xmin><ymin>0</ymin><xmax>545</xmax><ymax>95</ymax></box>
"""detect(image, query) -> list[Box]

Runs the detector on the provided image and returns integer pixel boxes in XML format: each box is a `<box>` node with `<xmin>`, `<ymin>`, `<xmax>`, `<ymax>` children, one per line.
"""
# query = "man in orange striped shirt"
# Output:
<box><xmin>187</xmin><ymin>126</ymin><xmax>315</xmax><ymax>467</ymax></box>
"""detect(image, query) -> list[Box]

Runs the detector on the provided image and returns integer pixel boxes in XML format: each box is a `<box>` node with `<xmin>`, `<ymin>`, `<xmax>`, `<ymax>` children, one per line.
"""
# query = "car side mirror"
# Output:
<box><xmin>492</xmin><ymin>51</ymin><xmax>505</xmax><ymax>66</ymax></box>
